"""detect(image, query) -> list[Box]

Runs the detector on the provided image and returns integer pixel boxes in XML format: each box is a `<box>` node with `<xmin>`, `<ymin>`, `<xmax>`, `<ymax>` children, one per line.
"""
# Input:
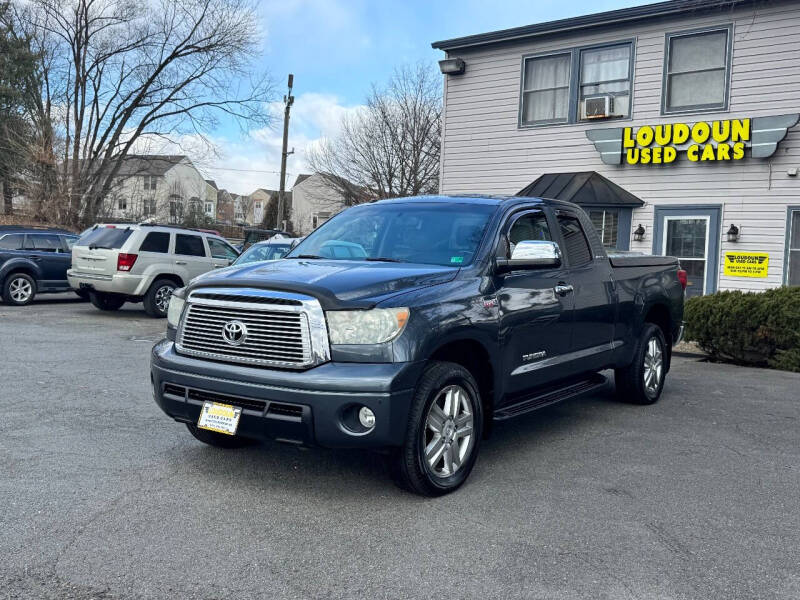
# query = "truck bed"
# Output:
<box><xmin>608</xmin><ymin>252</ymin><xmax>680</xmax><ymax>268</ymax></box>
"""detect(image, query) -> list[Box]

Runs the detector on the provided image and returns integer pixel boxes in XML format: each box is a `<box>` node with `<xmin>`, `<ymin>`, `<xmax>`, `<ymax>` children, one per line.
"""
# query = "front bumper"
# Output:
<box><xmin>67</xmin><ymin>269</ymin><xmax>149</xmax><ymax>296</ymax></box>
<box><xmin>150</xmin><ymin>340</ymin><xmax>423</xmax><ymax>448</ymax></box>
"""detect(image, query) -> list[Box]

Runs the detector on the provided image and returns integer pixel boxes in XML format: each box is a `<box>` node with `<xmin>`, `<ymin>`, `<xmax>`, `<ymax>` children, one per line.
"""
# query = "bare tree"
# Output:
<box><xmin>306</xmin><ymin>63</ymin><xmax>441</xmax><ymax>204</ymax></box>
<box><xmin>6</xmin><ymin>0</ymin><xmax>274</xmax><ymax>227</ymax></box>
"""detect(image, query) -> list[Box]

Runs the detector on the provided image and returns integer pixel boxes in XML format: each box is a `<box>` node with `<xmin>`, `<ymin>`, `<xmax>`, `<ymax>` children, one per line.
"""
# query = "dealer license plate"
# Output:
<box><xmin>197</xmin><ymin>401</ymin><xmax>242</xmax><ymax>436</ymax></box>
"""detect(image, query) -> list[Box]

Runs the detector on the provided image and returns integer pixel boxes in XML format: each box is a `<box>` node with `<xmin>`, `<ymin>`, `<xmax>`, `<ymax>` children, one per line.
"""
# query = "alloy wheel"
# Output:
<box><xmin>423</xmin><ymin>385</ymin><xmax>475</xmax><ymax>478</ymax></box>
<box><xmin>643</xmin><ymin>336</ymin><xmax>664</xmax><ymax>397</ymax></box>
<box><xmin>155</xmin><ymin>285</ymin><xmax>173</xmax><ymax>313</ymax></box>
<box><xmin>9</xmin><ymin>277</ymin><xmax>33</xmax><ymax>303</ymax></box>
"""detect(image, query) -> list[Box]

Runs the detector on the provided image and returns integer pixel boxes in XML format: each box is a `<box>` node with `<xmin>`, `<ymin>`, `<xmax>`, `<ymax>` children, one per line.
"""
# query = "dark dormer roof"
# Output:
<box><xmin>517</xmin><ymin>171</ymin><xmax>644</xmax><ymax>207</ymax></box>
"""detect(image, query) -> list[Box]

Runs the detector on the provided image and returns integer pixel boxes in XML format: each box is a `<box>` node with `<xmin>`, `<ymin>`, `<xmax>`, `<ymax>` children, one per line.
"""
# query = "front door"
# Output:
<box><xmin>654</xmin><ymin>206</ymin><xmax>721</xmax><ymax>297</ymax></box>
<box><xmin>173</xmin><ymin>233</ymin><xmax>212</xmax><ymax>282</ymax></box>
<box><xmin>496</xmin><ymin>209</ymin><xmax>574</xmax><ymax>398</ymax></box>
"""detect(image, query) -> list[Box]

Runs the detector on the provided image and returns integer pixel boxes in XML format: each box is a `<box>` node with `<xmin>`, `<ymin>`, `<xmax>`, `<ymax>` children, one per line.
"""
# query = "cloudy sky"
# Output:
<box><xmin>196</xmin><ymin>0</ymin><xmax>652</xmax><ymax>194</ymax></box>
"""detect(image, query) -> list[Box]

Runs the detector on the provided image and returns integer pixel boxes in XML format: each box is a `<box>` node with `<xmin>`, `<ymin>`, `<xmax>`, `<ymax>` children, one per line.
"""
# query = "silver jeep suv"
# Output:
<box><xmin>68</xmin><ymin>224</ymin><xmax>239</xmax><ymax>317</ymax></box>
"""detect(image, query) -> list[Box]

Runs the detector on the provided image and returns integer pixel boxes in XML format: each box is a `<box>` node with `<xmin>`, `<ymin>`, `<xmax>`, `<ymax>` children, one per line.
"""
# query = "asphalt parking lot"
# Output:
<box><xmin>1</xmin><ymin>294</ymin><xmax>798</xmax><ymax>600</ymax></box>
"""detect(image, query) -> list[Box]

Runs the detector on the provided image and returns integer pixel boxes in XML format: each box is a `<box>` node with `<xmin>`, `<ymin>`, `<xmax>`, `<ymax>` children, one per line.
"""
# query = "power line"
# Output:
<box><xmin>202</xmin><ymin>166</ymin><xmax>297</xmax><ymax>175</ymax></box>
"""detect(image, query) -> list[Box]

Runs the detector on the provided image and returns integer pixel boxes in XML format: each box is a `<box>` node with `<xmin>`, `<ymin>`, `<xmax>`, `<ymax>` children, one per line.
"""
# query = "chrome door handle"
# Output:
<box><xmin>175</xmin><ymin>260</ymin><xmax>187</xmax><ymax>265</ymax></box>
<box><xmin>554</xmin><ymin>284</ymin><xmax>574</xmax><ymax>296</ymax></box>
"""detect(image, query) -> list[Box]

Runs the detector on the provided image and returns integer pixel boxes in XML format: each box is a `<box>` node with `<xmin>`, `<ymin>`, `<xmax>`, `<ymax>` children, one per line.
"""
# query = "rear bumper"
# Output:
<box><xmin>67</xmin><ymin>269</ymin><xmax>150</xmax><ymax>296</ymax></box>
<box><xmin>150</xmin><ymin>340</ymin><xmax>422</xmax><ymax>448</ymax></box>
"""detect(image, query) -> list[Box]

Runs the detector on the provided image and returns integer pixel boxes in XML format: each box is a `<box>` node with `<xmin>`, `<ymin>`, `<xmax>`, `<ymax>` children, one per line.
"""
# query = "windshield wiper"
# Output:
<box><xmin>88</xmin><ymin>244</ymin><xmax>112</xmax><ymax>250</ymax></box>
<box><xmin>295</xmin><ymin>254</ymin><xmax>324</xmax><ymax>259</ymax></box>
<box><xmin>364</xmin><ymin>257</ymin><xmax>402</xmax><ymax>263</ymax></box>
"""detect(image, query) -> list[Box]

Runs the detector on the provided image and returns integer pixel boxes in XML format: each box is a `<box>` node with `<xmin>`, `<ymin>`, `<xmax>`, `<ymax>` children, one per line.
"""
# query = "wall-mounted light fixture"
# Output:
<box><xmin>439</xmin><ymin>58</ymin><xmax>466</xmax><ymax>75</ymax></box>
<box><xmin>633</xmin><ymin>224</ymin><xmax>646</xmax><ymax>242</ymax></box>
<box><xmin>726</xmin><ymin>223</ymin><xmax>740</xmax><ymax>243</ymax></box>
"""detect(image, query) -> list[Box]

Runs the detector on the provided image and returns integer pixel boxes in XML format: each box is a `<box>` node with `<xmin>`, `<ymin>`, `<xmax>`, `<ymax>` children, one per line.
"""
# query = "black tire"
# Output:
<box><xmin>615</xmin><ymin>323</ymin><xmax>668</xmax><ymax>405</ymax></box>
<box><xmin>89</xmin><ymin>291</ymin><xmax>126</xmax><ymax>311</ymax></box>
<box><xmin>392</xmin><ymin>361</ymin><xmax>483</xmax><ymax>497</ymax></box>
<box><xmin>185</xmin><ymin>423</ymin><xmax>252</xmax><ymax>449</ymax></box>
<box><xmin>2</xmin><ymin>273</ymin><xmax>37</xmax><ymax>306</ymax></box>
<box><xmin>143</xmin><ymin>278</ymin><xmax>177</xmax><ymax>318</ymax></box>
<box><xmin>74</xmin><ymin>289</ymin><xmax>90</xmax><ymax>301</ymax></box>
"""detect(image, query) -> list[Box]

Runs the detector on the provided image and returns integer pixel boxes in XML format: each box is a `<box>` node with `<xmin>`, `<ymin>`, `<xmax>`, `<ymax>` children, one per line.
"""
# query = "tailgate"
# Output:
<box><xmin>72</xmin><ymin>247</ymin><xmax>119</xmax><ymax>276</ymax></box>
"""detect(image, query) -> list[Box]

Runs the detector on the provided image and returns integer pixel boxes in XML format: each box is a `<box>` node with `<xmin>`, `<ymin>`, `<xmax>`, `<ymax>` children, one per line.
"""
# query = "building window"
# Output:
<box><xmin>520</xmin><ymin>41</ymin><xmax>633</xmax><ymax>127</ymax></box>
<box><xmin>788</xmin><ymin>209</ymin><xmax>800</xmax><ymax>287</ymax></box>
<box><xmin>143</xmin><ymin>198</ymin><xmax>156</xmax><ymax>216</ymax></box>
<box><xmin>663</xmin><ymin>25</ymin><xmax>732</xmax><ymax>114</ymax></box>
<box><xmin>204</xmin><ymin>202</ymin><xmax>213</xmax><ymax>215</ymax></box>
<box><xmin>312</xmin><ymin>212</ymin><xmax>331</xmax><ymax>230</ymax></box>
<box><xmin>588</xmin><ymin>209</ymin><xmax>619</xmax><ymax>248</ymax></box>
<box><xmin>143</xmin><ymin>175</ymin><xmax>158</xmax><ymax>191</ymax></box>
<box><xmin>118</xmin><ymin>198</ymin><xmax>127</xmax><ymax>211</ymax></box>
<box><xmin>579</xmin><ymin>44</ymin><xmax>632</xmax><ymax>120</ymax></box>
<box><xmin>521</xmin><ymin>53</ymin><xmax>571</xmax><ymax>125</ymax></box>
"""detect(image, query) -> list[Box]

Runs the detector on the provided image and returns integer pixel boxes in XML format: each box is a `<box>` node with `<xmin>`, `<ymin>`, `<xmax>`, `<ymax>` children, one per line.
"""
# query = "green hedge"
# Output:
<box><xmin>684</xmin><ymin>287</ymin><xmax>800</xmax><ymax>372</ymax></box>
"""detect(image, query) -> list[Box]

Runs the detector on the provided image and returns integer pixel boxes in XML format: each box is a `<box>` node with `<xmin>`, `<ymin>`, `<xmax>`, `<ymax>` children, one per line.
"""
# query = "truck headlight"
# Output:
<box><xmin>326</xmin><ymin>308</ymin><xmax>409</xmax><ymax>345</ymax></box>
<box><xmin>167</xmin><ymin>289</ymin><xmax>186</xmax><ymax>328</ymax></box>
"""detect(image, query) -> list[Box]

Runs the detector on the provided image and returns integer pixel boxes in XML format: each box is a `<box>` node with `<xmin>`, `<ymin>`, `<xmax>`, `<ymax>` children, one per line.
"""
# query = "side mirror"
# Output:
<box><xmin>496</xmin><ymin>240</ymin><xmax>561</xmax><ymax>273</ymax></box>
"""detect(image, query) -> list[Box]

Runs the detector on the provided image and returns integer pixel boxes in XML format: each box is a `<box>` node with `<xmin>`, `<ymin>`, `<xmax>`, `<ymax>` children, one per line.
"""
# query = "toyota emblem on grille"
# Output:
<box><xmin>222</xmin><ymin>320</ymin><xmax>248</xmax><ymax>346</ymax></box>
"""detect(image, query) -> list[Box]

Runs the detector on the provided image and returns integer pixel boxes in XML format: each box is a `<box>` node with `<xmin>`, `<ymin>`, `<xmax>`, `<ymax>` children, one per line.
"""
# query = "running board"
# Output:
<box><xmin>493</xmin><ymin>374</ymin><xmax>608</xmax><ymax>421</ymax></box>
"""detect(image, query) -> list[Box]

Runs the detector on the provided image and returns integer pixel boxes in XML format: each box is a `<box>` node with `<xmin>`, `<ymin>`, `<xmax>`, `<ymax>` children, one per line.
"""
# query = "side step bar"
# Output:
<box><xmin>493</xmin><ymin>373</ymin><xmax>608</xmax><ymax>421</ymax></box>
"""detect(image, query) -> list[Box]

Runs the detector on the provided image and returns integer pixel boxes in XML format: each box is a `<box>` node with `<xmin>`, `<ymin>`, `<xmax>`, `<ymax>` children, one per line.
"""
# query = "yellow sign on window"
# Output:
<box><xmin>723</xmin><ymin>252</ymin><xmax>769</xmax><ymax>278</ymax></box>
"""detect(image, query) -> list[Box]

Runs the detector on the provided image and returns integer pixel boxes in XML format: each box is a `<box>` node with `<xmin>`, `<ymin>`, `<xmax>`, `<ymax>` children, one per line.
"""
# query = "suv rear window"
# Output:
<box><xmin>0</xmin><ymin>234</ymin><xmax>23</xmax><ymax>250</ymax></box>
<box><xmin>175</xmin><ymin>234</ymin><xmax>206</xmax><ymax>257</ymax></box>
<box><xmin>139</xmin><ymin>232</ymin><xmax>170</xmax><ymax>253</ymax></box>
<box><xmin>79</xmin><ymin>227</ymin><xmax>133</xmax><ymax>249</ymax></box>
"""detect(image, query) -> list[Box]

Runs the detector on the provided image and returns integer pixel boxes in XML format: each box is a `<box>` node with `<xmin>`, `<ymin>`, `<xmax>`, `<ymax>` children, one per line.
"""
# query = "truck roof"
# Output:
<box><xmin>375</xmin><ymin>194</ymin><xmax>578</xmax><ymax>210</ymax></box>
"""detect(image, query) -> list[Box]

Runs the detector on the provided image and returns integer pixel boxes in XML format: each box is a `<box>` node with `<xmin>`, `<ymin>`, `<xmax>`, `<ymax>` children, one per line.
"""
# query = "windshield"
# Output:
<box><xmin>286</xmin><ymin>202</ymin><xmax>496</xmax><ymax>267</ymax></box>
<box><xmin>236</xmin><ymin>243</ymin><xmax>292</xmax><ymax>264</ymax></box>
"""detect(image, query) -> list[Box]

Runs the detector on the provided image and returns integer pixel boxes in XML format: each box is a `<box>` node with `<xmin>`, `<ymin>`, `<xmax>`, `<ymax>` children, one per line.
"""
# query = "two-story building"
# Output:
<box><xmin>433</xmin><ymin>0</ymin><xmax>800</xmax><ymax>296</ymax></box>
<box><xmin>104</xmin><ymin>155</ymin><xmax>215</xmax><ymax>225</ymax></box>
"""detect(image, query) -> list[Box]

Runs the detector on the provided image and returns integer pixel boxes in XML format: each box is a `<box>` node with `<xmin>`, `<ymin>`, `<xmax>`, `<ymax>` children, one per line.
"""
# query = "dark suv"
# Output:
<box><xmin>0</xmin><ymin>227</ymin><xmax>80</xmax><ymax>305</ymax></box>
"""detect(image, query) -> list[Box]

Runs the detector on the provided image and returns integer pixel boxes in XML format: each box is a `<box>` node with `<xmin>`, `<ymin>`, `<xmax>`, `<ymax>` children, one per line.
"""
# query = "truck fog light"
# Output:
<box><xmin>358</xmin><ymin>407</ymin><xmax>376</xmax><ymax>429</ymax></box>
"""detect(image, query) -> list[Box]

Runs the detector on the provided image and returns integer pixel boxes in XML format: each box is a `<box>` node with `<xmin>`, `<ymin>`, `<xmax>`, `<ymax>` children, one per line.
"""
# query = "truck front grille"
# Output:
<box><xmin>175</xmin><ymin>288</ymin><xmax>330</xmax><ymax>369</ymax></box>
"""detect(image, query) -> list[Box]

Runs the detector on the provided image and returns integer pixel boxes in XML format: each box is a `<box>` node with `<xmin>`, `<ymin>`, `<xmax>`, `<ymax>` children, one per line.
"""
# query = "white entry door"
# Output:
<box><xmin>663</xmin><ymin>216</ymin><xmax>710</xmax><ymax>298</ymax></box>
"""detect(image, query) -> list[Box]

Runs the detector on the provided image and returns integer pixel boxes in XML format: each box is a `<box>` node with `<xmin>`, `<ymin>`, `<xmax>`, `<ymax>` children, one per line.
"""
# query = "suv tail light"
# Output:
<box><xmin>677</xmin><ymin>269</ymin><xmax>688</xmax><ymax>290</ymax></box>
<box><xmin>117</xmin><ymin>253</ymin><xmax>138</xmax><ymax>272</ymax></box>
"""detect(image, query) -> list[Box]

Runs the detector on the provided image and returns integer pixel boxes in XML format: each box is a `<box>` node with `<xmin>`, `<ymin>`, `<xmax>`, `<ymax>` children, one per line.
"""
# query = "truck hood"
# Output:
<box><xmin>187</xmin><ymin>259</ymin><xmax>459</xmax><ymax>309</ymax></box>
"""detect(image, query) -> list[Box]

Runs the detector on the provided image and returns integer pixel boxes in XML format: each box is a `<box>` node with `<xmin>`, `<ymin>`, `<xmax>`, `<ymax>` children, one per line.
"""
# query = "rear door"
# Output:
<box><xmin>72</xmin><ymin>227</ymin><xmax>135</xmax><ymax>277</ymax></box>
<box><xmin>207</xmin><ymin>237</ymin><xmax>239</xmax><ymax>269</ymax></box>
<box><xmin>174</xmin><ymin>233</ymin><xmax>210</xmax><ymax>282</ymax></box>
<box><xmin>24</xmin><ymin>234</ymin><xmax>70</xmax><ymax>284</ymax></box>
<box><xmin>553</xmin><ymin>210</ymin><xmax>616</xmax><ymax>372</ymax></box>
<box><xmin>134</xmin><ymin>231</ymin><xmax>173</xmax><ymax>278</ymax></box>
<box><xmin>496</xmin><ymin>208</ymin><xmax>575</xmax><ymax>397</ymax></box>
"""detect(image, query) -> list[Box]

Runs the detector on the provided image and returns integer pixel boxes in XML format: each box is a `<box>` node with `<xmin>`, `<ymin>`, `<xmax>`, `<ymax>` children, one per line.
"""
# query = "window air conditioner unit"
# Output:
<box><xmin>582</xmin><ymin>96</ymin><xmax>615</xmax><ymax>119</ymax></box>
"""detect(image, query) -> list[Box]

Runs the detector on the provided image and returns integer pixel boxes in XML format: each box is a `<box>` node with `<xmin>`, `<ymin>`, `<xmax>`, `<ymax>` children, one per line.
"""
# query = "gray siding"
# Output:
<box><xmin>439</xmin><ymin>1</ymin><xmax>800</xmax><ymax>291</ymax></box>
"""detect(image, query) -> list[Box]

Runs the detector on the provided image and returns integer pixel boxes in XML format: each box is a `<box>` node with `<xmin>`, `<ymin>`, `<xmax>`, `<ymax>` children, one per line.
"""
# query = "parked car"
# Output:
<box><xmin>0</xmin><ymin>227</ymin><xmax>80</xmax><ymax>305</ymax></box>
<box><xmin>234</xmin><ymin>237</ymin><xmax>301</xmax><ymax>265</ymax></box>
<box><xmin>151</xmin><ymin>196</ymin><xmax>686</xmax><ymax>495</ymax></box>
<box><xmin>68</xmin><ymin>224</ymin><xmax>240</xmax><ymax>317</ymax></box>
<box><xmin>239</xmin><ymin>227</ymin><xmax>290</xmax><ymax>251</ymax></box>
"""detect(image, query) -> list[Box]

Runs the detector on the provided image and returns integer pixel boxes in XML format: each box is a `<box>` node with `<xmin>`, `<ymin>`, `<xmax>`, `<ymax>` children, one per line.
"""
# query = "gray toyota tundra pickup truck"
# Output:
<box><xmin>151</xmin><ymin>195</ymin><xmax>686</xmax><ymax>496</ymax></box>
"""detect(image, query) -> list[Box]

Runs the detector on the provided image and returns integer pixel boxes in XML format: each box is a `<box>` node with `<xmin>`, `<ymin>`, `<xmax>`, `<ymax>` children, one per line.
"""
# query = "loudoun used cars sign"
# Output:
<box><xmin>586</xmin><ymin>114</ymin><xmax>799</xmax><ymax>166</ymax></box>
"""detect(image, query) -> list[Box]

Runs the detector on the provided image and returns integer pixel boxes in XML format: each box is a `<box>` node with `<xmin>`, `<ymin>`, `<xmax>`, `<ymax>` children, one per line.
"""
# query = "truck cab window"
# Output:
<box><xmin>507</xmin><ymin>212</ymin><xmax>552</xmax><ymax>257</ymax></box>
<box><xmin>556</xmin><ymin>215</ymin><xmax>592</xmax><ymax>266</ymax></box>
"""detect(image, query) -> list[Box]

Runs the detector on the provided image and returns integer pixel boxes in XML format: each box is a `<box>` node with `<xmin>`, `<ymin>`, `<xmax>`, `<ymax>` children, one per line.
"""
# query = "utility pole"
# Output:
<box><xmin>276</xmin><ymin>73</ymin><xmax>294</xmax><ymax>231</ymax></box>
